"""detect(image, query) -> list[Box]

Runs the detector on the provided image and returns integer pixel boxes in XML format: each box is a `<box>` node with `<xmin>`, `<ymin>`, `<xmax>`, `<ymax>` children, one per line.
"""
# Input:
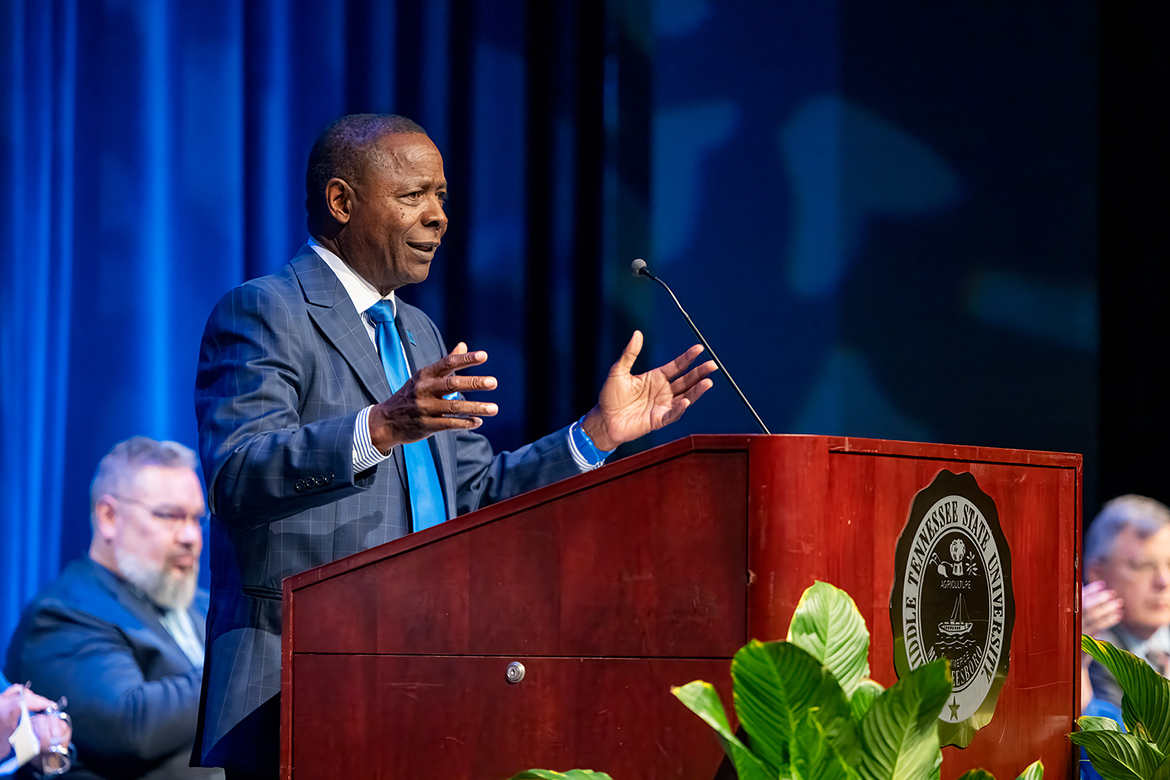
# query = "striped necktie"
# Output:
<box><xmin>367</xmin><ymin>300</ymin><xmax>447</xmax><ymax>532</ymax></box>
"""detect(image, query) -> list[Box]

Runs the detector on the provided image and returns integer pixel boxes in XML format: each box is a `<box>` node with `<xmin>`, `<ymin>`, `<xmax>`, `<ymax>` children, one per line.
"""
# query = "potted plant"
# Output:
<box><xmin>1073</xmin><ymin>635</ymin><xmax>1170</xmax><ymax>779</ymax></box>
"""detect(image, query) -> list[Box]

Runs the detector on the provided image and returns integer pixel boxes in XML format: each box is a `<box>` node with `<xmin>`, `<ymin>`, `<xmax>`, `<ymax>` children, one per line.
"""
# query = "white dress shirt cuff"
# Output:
<box><xmin>353</xmin><ymin>406</ymin><xmax>392</xmax><ymax>472</ymax></box>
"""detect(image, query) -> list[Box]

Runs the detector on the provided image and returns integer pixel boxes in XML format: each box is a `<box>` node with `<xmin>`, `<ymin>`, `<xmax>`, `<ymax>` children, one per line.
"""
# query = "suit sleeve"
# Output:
<box><xmin>451</xmin><ymin>425</ymin><xmax>581</xmax><ymax>516</ymax></box>
<box><xmin>12</xmin><ymin>600</ymin><xmax>200</xmax><ymax>765</ymax></box>
<box><xmin>1087</xmin><ymin>658</ymin><xmax>1124</xmax><ymax>709</ymax></box>
<box><xmin>195</xmin><ymin>282</ymin><xmax>372</xmax><ymax>528</ymax></box>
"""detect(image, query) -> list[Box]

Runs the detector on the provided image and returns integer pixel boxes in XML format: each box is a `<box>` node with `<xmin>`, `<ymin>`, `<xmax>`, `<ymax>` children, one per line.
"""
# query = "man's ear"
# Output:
<box><xmin>94</xmin><ymin>496</ymin><xmax>119</xmax><ymax>543</ymax></box>
<box><xmin>325</xmin><ymin>178</ymin><xmax>354</xmax><ymax>225</ymax></box>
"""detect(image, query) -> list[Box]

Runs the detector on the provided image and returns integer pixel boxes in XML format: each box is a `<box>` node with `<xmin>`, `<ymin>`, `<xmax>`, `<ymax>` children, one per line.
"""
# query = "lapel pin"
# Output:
<box><xmin>406</xmin><ymin>330</ymin><xmax>417</xmax><ymax>346</ymax></box>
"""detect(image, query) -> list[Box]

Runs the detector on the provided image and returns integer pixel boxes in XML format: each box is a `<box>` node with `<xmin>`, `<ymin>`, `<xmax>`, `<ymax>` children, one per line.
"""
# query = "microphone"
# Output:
<box><xmin>629</xmin><ymin>258</ymin><xmax>771</xmax><ymax>435</ymax></box>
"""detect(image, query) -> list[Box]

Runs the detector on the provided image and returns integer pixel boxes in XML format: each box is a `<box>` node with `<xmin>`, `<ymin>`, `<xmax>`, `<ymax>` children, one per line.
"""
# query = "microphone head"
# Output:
<box><xmin>630</xmin><ymin>258</ymin><xmax>648</xmax><ymax>277</ymax></box>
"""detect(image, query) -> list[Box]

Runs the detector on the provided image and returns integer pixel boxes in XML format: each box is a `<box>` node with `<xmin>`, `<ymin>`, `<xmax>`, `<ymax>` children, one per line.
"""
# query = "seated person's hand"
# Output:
<box><xmin>1080</xmin><ymin>581</ymin><xmax>1124</xmax><ymax>712</ymax></box>
<box><xmin>2</xmin><ymin>683</ymin><xmax>69</xmax><ymax>761</ymax></box>
<box><xmin>2</xmin><ymin>685</ymin><xmax>55</xmax><ymax>742</ymax></box>
<box><xmin>1</xmin><ymin>684</ymin><xmax>23</xmax><ymax>743</ymax></box>
<box><xmin>1083</xmin><ymin>580</ymin><xmax>1124</xmax><ymax>640</ymax></box>
<box><xmin>30</xmin><ymin>706</ymin><xmax>71</xmax><ymax>754</ymax></box>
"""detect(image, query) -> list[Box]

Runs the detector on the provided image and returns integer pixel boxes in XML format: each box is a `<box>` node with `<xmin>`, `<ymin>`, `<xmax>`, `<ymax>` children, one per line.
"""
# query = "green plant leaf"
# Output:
<box><xmin>671</xmin><ymin>680</ymin><xmax>771</xmax><ymax>780</ymax></box>
<box><xmin>1083</xmin><ymin>635</ymin><xmax>1170</xmax><ymax>752</ymax></box>
<box><xmin>1015</xmin><ymin>759</ymin><xmax>1044</xmax><ymax>780</ymax></box>
<box><xmin>956</xmin><ymin>769</ymin><xmax>1044</xmax><ymax>780</ymax></box>
<box><xmin>1069</xmin><ymin>730</ymin><xmax>1164</xmax><ymax>780</ymax></box>
<box><xmin>507</xmin><ymin>771</ymin><xmax>614</xmax><ymax>780</ymax></box>
<box><xmin>1153</xmin><ymin>754</ymin><xmax>1170</xmax><ymax>780</ymax></box>
<box><xmin>851</xmin><ymin>679</ymin><xmax>885</xmax><ymax>723</ymax></box>
<box><xmin>858</xmin><ymin>659</ymin><xmax>952</xmax><ymax>780</ymax></box>
<box><xmin>1078</xmin><ymin>716</ymin><xmax>1123</xmax><ymax>733</ymax></box>
<box><xmin>790</xmin><ymin>711</ymin><xmax>861</xmax><ymax>780</ymax></box>
<box><xmin>953</xmin><ymin>770</ymin><xmax>995</xmax><ymax>780</ymax></box>
<box><xmin>732</xmin><ymin>639</ymin><xmax>860</xmax><ymax>771</ymax></box>
<box><xmin>788</xmin><ymin>581</ymin><xmax>872</xmax><ymax>697</ymax></box>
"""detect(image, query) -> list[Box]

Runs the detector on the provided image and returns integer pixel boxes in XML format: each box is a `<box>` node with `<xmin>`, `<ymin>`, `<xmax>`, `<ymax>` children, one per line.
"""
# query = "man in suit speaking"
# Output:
<box><xmin>192</xmin><ymin>113</ymin><xmax>716</xmax><ymax>778</ymax></box>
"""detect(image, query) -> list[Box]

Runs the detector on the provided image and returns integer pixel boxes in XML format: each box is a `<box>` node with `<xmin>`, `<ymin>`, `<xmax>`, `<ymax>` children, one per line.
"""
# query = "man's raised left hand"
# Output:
<box><xmin>581</xmin><ymin>330</ymin><xmax>717</xmax><ymax>452</ymax></box>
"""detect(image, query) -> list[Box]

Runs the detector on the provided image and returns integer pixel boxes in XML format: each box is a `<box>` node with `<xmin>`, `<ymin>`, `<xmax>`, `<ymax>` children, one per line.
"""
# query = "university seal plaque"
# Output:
<box><xmin>889</xmin><ymin>470</ymin><xmax>1015</xmax><ymax>748</ymax></box>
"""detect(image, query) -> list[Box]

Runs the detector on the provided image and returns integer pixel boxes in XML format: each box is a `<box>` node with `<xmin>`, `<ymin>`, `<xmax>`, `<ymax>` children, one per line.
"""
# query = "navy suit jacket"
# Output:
<box><xmin>3</xmin><ymin>558</ymin><xmax>220</xmax><ymax>780</ymax></box>
<box><xmin>193</xmin><ymin>245</ymin><xmax>582</xmax><ymax>773</ymax></box>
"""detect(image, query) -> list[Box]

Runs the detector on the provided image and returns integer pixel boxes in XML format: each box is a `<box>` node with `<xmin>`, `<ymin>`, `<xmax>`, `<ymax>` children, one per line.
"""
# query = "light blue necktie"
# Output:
<box><xmin>367</xmin><ymin>300</ymin><xmax>447</xmax><ymax>532</ymax></box>
<box><xmin>160</xmin><ymin>608</ymin><xmax>204</xmax><ymax>668</ymax></box>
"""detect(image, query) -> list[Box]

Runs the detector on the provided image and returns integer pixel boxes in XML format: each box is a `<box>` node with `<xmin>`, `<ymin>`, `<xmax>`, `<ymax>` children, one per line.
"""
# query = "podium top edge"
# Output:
<box><xmin>676</xmin><ymin>433</ymin><xmax>1082</xmax><ymax>467</ymax></box>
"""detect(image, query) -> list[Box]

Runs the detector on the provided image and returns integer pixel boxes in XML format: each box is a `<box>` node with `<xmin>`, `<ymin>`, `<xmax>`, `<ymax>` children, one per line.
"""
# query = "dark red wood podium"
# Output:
<box><xmin>281</xmin><ymin>435</ymin><xmax>1081</xmax><ymax>780</ymax></box>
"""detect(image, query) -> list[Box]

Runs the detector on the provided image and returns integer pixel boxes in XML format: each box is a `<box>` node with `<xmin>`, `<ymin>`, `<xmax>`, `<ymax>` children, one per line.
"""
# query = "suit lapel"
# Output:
<box><xmin>291</xmin><ymin>246</ymin><xmax>409</xmax><ymax>496</ymax></box>
<box><xmin>86</xmin><ymin>561</ymin><xmax>195</xmax><ymax>670</ymax></box>
<box><xmin>292</xmin><ymin>247</ymin><xmax>393</xmax><ymax>403</ymax></box>
<box><xmin>290</xmin><ymin>249</ymin><xmax>455</xmax><ymax>522</ymax></box>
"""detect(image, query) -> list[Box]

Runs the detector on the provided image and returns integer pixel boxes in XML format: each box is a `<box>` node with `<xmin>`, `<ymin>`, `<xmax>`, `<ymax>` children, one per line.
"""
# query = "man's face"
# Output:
<box><xmin>105</xmin><ymin>465</ymin><xmax>205</xmax><ymax>608</ymax></box>
<box><xmin>337</xmin><ymin>132</ymin><xmax>448</xmax><ymax>294</ymax></box>
<box><xmin>1094</xmin><ymin>525</ymin><xmax>1170</xmax><ymax>637</ymax></box>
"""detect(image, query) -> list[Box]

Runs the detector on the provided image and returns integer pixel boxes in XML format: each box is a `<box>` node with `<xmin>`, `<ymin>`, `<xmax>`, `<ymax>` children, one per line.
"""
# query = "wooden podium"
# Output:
<box><xmin>281</xmin><ymin>435</ymin><xmax>1081</xmax><ymax>779</ymax></box>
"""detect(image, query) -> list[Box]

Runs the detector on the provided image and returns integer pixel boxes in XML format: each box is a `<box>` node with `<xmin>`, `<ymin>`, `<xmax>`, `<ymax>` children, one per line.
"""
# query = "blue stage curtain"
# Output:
<box><xmin>2</xmin><ymin>0</ymin><xmax>75</xmax><ymax>649</ymax></box>
<box><xmin>1</xmin><ymin>0</ymin><xmax>255</xmax><ymax>652</ymax></box>
<box><xmin>0</xmin><ymin>0</ymin><xmax>603</xmax><ymax>652</ymax></box>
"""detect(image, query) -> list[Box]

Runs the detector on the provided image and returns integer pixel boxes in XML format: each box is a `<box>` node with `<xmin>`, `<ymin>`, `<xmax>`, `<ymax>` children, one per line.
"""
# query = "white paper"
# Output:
<box><xmin>7</xmin><ymin>693</ymin><xmax>39</xmax><ymax>768</ymax></box>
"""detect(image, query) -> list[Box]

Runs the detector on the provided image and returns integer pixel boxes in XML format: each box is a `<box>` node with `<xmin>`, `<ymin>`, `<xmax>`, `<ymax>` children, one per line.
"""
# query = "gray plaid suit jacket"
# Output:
<box><xmin>192</xmin><ymin>245</ymin><xmax>581</xmax><ymax>774</ymax></box>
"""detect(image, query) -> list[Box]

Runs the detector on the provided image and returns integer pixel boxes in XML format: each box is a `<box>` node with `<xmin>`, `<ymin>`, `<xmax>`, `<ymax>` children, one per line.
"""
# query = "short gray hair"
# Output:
<box><xmin>90</xmin><ymin>436</ymin><xmax>199</xmax><ymax>525</ymax></box>
<box><xmin>1084</xmin><ymin>494</ymin><xmax>1170</xmax><ymax>571</ymax></box>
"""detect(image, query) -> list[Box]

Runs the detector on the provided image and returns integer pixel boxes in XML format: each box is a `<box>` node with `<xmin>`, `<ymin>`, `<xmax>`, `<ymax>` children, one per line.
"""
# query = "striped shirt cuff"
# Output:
<box><xmin>568</xmin><ymin>415</ymin><xmax>614</xmax><ymax>472</ymax></box>
<box><xmin>353</xmin><ymin>406</ymin><xmax>391</xmax><ymax>472</ymax></box>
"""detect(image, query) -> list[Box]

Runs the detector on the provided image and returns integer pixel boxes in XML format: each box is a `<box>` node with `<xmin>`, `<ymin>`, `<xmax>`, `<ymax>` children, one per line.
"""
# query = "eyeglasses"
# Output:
<box><xmin>110</xmin><ymin>494</ymin><xmax>208</xmax><ymax>527</ymax></box>
<box><xmin>1120</xmin><ymin>559</ymin><xmax>1170</xmax><ymax>581</ymax></box>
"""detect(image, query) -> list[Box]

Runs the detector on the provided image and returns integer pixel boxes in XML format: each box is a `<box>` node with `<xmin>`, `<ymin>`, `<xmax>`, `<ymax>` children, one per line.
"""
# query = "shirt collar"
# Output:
<box><xmin>308</xmin><ymin>237</ymin><xmax>396</xmax><ymax>317</ymax></box>
<box><xmin>1115</xmin><ymin>623</ymin><xmax>1170</xmax><ymax>659</ymax></box>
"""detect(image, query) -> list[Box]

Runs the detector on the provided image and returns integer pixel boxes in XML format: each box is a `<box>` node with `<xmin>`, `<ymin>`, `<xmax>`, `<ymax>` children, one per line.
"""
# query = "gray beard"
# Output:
<box><xmin>114</xmin><ymin>548</ymin><xmax>198</xmax><ymax>610</ymax></box>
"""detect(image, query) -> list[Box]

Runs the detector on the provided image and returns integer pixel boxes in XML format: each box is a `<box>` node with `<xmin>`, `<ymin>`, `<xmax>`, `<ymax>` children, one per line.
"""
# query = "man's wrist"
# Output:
<box><xmin>579</xmin><ymin>407</ymin><xmax>619</xmax><ymax>454</ymax></box>
<box><xmin>568</xmin><ymin>415</ymin><xmax>614</xmax><ymax>472</ymax></box>
<box><xmin>367</xmin><ymin>404</ymin><xmax>404</xmax><ymax>455</ymax></box>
